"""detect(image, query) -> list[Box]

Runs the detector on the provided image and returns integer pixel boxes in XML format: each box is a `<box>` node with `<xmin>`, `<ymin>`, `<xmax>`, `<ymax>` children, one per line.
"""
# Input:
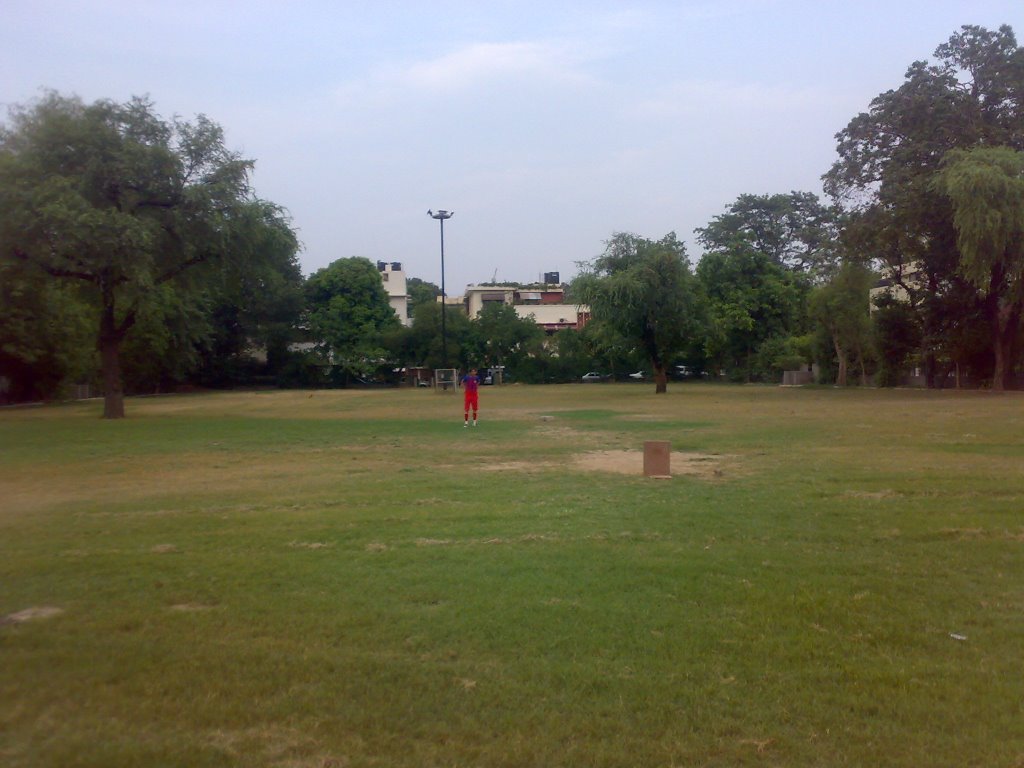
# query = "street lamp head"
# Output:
<box><xmin>428</xmin><ymin>209</ymin><xmax>454</xmax><ymax>220</ymax></box>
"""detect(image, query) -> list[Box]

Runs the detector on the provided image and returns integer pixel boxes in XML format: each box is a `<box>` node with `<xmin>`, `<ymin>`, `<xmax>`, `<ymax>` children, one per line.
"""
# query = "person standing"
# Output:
<box><xmin>461</xmin><ymin>368</ymin><xmax>480</xmax><ymax>427</ymax></box>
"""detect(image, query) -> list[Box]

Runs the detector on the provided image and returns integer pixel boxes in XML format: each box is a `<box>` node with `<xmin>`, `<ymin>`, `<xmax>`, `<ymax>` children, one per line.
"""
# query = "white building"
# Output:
<box><xmin>463</xmin><ymin>284</ymin><xmax>589</xmax><ymax>334</ymax></box>
<box><xmin>377</xmin><ymin>261</ymin><xmax>411</xmax><ymax>326</ymax></box>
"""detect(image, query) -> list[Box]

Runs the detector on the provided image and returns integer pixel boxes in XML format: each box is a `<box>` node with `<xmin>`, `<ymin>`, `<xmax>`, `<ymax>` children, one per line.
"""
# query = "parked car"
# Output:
<box><xmin>628</xmin><ymin>370</ymin><xmax>645</xmax><ymax>381</ymax></box>
<box><xmin>581</xmin><ymin>371</ymin><xmax>609</xmax><ymax>382</ymax></box>
<box><xmin>672</xmin><ymin>364</ymin><xmax>710</xmax><ymax>380</ymax></box>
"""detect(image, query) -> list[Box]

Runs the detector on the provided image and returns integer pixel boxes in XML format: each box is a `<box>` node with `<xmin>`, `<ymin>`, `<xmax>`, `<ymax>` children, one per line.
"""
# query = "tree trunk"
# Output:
<box><xmin>989</xmin><ymin>297</ymin><xmax>1021</xmax><ymax>392</ymax></box>
<box><xmin>653</xmin><ymin>363</ymin><xmax>668</xmax><ymax>394</ymax></box>
<box><xmin>832</xmin><ymin>334</ymin><xmax>847</xmax><ymax>386</ymax></box>
<box><xmin>99</xmin><ymin>334</ymin><xmax>125</xmax><ymax>418</ymax></box>
<box><xmin>923</xmin><ymin>274</ymin><xmax>938</xmax><ymax>388</ymax></box>
<box><xmin>99</xmin><ymin>301</ymin><xmax>126</xmax><ymax>419</ymax></box>
<box><xmin>992</xmin><ymin>332</ymin><xmax>1007</xmax><ymax>392</ymax></box>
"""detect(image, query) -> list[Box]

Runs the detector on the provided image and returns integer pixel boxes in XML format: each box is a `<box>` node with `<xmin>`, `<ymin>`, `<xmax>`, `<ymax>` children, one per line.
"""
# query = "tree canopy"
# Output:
<box><xmin>304</xmin><ymin>257</ymin><xmax>400</xmax><ymax>380</ymax></box>
<box><xmin>933</xmin><ymin>146</ymin><xmax>1024</xmax><ymax>389</ymax></box>
<box><xmin>824</xmin><ymin>24</ymin><xmax>1024</xmax><ymax>387</ymax></box>
<box><xmin>0</xmin><ymin>92</ymin><xmax>298</xmax><ymax>416</ymax></box>
<box><xmin>573</xmin><ymin>232</ymin><xmax>705</xmax><ymax>392</ymax></box>
<box><xmin>695</xmin><ymin>191</ymin><xmax>842</xmax><ymax>282</ymax></box>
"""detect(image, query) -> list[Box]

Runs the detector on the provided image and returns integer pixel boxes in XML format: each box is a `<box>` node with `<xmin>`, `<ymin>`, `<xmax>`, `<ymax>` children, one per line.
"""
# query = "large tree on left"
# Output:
<box><xmin>0</xmin><ymin>93</ymin><xmax>271</xmax><ymax>417</ymax></box>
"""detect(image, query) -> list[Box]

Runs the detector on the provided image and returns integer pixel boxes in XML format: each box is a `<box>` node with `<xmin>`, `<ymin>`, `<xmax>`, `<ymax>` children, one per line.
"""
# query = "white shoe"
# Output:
<box><xmin>472</xmin><ymin>420</ymin><xmax>477</xmax><ymax>427</ymax></box>
<box><xmin>463</xmin><ymin>422</ymin><xmax>468</xmax><ymax>428</ymax></box>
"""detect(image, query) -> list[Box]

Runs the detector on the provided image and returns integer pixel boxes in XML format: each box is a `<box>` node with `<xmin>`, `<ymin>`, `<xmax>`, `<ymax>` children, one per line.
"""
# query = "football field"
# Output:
<box><xmin>2</xmin><ymin>384</ymin><xmax>1022</xmax><ymax>766</ymax></box>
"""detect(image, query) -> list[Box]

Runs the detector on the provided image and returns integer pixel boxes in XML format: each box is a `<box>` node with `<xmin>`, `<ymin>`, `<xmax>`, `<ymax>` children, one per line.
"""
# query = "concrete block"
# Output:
<box><xmin>643</xmin><ymin>440</ymin><xmax>671</xmax><ymax>478</ymax></box>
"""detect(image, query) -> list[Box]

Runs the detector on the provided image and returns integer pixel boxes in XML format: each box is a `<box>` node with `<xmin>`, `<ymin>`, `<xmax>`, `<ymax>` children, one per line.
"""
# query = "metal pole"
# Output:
<box><xmin>440</xmin><ymin>215</ymin><xmax>447</xmax><ymax>368</ymax></box>
<box><xmin>428</xmin><ymin>210</ymin><xmax>454</xmax><ymax>371</ymax></box>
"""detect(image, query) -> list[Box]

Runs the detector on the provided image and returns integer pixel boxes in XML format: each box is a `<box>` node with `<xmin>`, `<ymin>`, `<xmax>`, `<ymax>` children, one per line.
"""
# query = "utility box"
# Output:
<box><xmin>643</xmin><ymin>441</ymin><xmax>671</xmax><ymax>478</ymax></box>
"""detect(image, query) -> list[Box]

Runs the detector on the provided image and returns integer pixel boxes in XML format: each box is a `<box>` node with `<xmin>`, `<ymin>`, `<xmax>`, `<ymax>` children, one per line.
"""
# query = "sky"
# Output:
<box><xmin>3</xmin><ymin>1</ymin><xmax>1023</xmax><ymax>292</ymax></box>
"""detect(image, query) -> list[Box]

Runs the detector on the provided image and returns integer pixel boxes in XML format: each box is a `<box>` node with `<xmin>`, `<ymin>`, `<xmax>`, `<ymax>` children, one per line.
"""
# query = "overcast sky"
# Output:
<box><xmin>4</xmin><ymin>1</ymin><xmax>1023</xmax><ymax>291</ymax></box>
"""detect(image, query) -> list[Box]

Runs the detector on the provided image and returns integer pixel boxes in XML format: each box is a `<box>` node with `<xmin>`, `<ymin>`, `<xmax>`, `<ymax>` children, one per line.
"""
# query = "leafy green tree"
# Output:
<box><xmin>470</xmin><ymin>302</ymin><xmax>545</xmax><ymax>373</ymax></box>
<box><xmin>548</xmin><ymin>327</ymin><xmax>594</xmax><ymax>382</ymax></box>
<box><xmin>695</xmin><ymin>191</ymin><xmax>842</xmax><ymax>282</ymax></box>
<box><xmin>194</xmin><ymin>203</ymin><xmax>303</xmax><ymax>387</ymax></box>
<box><xmin>696</xmin><ymin>245</ymin><xmax>808</xmax><ymax>381</ymax></box>
<box><xmin>407</xmin><ymin>277</ymin><xmax>441</xmax><ymax>315</ymax></box>
<box><xmin>0</xmin><ymin>92</ymin><xmax>290</xmax><ymax>417</ymax></box>
<box><xmin>304</xmin><ymin>257</ymin><xmax>400</xmax><ymax>381</ymax></box>
<box><xmin>120</xmin><ymin>283</ymin><xmax>217</xmax><ymax>393</ymax></box>
<box><xmin>824</xmin><ymin>24</ymin><xmax>1024</xmax><ymax>387</ymax></box>
<box><xmin>750</xmin><ymin>335</ymin><xmax>811</xmax><ymax>383</ymax></box>
<box><xmin>871</xmin><ymin>294</ymin><xmax>922</xmax><ymax>387</ymax></box>
<box><xmin>578</xmin><ymin>320</ymin><xmax>642</xmax><ymax>377</ymax></box>
<box><xmin>573</xmin><ymin>232</ymin><xmax>705</xmax><ymax>393</ymax></box>
<box><xmin>933</xmin><ymin>146</ymin><xmax>1024</xmax><ymax>390</ymax></box>
<box><xmin>0</xmin><ymin>259</ymin><xmax>94</xmax><ymax>401</ymax></box>
<box><xmin>396</xmin><ymin>301</ymin><xmax>475</xmax><ymax>370</ymax></box>
<box><xmin>809</xmin><ymin>263</ymin><xmax>875</xmax><ymax>385</ymax></box>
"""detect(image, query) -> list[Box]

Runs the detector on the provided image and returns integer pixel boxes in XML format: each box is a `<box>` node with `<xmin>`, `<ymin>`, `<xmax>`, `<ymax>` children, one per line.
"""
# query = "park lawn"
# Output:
<box><xmin>1</xmin><ymin>384</ymin><xmax>1022</xmax><ymax>767</ymax></box>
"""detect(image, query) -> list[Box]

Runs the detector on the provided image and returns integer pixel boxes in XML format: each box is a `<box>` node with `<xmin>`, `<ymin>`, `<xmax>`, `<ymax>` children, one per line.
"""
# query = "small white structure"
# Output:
<box><xmin>378</xmin><ymin>261</ymin><xmax>411</xmax><ymax>326</ymax></box>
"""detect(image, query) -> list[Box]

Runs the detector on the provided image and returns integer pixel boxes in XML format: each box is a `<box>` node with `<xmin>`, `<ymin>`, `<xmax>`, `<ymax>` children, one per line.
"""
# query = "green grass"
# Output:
<box><xmin>1</xmin><ymin>384</ymin><xmax>1023</xmax><ymax>766</ymax></box>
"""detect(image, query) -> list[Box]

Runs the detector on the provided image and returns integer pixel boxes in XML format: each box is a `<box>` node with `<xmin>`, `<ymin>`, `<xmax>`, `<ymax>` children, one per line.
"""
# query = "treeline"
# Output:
<box><xmin>2</xmin><ymin>24</ymin><xmax>1023</xmax><ymax>416</ymax></box>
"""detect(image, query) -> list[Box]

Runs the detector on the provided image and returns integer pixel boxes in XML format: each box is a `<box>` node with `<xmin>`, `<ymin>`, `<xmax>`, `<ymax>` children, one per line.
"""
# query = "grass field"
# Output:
<box><xmin>1</xmin><ymin>383</ymin><xmax>1023</xmax><ymax>767</ymax></box>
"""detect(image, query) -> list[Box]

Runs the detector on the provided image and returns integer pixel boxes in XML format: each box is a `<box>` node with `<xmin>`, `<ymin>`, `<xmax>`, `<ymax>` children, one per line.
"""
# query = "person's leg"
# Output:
<box><xmin>472</xmin><ymin>393</ymin><xmax>479</xmax><ymax>425</ymax></box>
<box><xmin>464</xmin><ymin>393</ymin><xmax>470</xmax><ymax>426</ymax></box>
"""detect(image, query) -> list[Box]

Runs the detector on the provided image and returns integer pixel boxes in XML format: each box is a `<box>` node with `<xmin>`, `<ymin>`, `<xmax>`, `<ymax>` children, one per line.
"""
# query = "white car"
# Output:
<box><xmin>628</xmin><ymin>370</ymin><xmax>645</xmax><ymax>380</ymax></box>
<box><xmin>581</xmin><ymin>372</ymin><xmax>608</xmax><ymax>382</ymax></box>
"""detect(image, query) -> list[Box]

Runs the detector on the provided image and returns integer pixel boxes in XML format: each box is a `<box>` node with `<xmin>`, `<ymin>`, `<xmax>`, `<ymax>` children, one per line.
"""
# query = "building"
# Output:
<box><xmin>463</xmin><ymin>283</ymin><xmax>590</xmax><ymax>333</ymax></box>
<box><xmin>869</xmin><ymin>261</ymin><xmax>922</xmax><ymax>310</ymax></box>
<box><xmin>377</xmin><ymin>261</ymin><xmax>411</xmax><ymax>326</ymax></box>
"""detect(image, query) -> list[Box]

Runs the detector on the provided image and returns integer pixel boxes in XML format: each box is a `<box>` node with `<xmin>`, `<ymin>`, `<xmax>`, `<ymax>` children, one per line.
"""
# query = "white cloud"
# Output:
<box><xmin>396</xmin><ymin>40</ymin><xmax>599</xmax><ymax>93</ymax></box>
<box><xmin>636</xmin><ymin>78</ymin><xmax>845</xmax><ymax>118</ymax></box>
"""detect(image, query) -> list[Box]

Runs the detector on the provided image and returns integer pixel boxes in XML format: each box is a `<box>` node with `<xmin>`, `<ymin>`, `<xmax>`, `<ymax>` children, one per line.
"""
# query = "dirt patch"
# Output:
<box><xmin>574</xmin><ymin>450</ymin><xmax>726</xmax><ymax>478</ymax></box>
<box><xmin>480</xmin><ymin>460</ymin><xmax>553</xmax><ymax>473</ymax></box>
<box><xmin>169</xmin><ymin>603</ymin><xmax>218</xmax><ymax>612</ymax></box>
<box><xmin>1</xmin><ymin>606</ymin><xmax>64</xmax><ymax>626</ymax></box>
<box><xmin>842</xmin><ymin>489</ymin><xmax>901</xmax><ymax>500</ymax></box>
<box><xmin>480</xmin><ymin>451</ymin><xmax>728</xmax><ymax>478</ymax></box>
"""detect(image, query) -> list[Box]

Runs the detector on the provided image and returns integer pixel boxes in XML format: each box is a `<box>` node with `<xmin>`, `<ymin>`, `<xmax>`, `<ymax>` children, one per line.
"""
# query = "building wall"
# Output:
<box><xmin>462</xmin><ymin>284</ymin><xmax>588</xmax><ymax>332</ymax></box>
<box><xmin>513</xmin><ymin>304</ymin><xmax>590</xmax><ymax>333</ymax></box>
<box><xmin>378</xmin><ymin>261</ymin><xmax>411</xmax><ymax>326</ymax></box>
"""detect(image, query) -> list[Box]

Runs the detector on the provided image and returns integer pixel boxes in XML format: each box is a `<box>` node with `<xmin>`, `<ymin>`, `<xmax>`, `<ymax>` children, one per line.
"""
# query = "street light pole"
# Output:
<box><xmin>427</xmin><ymin>209</ymin><xmax>454</xmax><ymax>369</ymax></box>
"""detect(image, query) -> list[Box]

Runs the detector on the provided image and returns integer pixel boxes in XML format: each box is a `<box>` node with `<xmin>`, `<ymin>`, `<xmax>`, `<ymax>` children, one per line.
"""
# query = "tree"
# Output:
<box><xmin>0</xmin><ymin>258</ymin><xmax>94</xmax><ymax>401</ymax></box>
<box><xmin>809</xmin><ymin>262</ymin><xmax>875</xmax><ymax>386</ymax></box>
<box><xmin>0</xmin><ymin>93</ymin><xmax>290</xmax><ymax>417</ymax></box>
<box><xmin>932</xmin><ymin>147</ymin><xmax>1024</xmax><ymax>390</ymax></box>
<box><xmin>396</xmin><ymin>300</ymin><xmax>474</xmax><ymax>370</ymax></box>
<box><xmin>696</xmin><ymin>245</ymin><xmax>808</xmax><ymax>381</ymax></box>
<box><xmin>872</xmin><ymin>293</ymin><xmax>922</xmax><ymax>387</ymax></box>
<box><xmin>824</xmin><ymin>24</ymin><xmax>1024</xmax><ymax>387</ymax></box>
<box><xmin>407</xmin><ymin>277</ymin><xmax>441</xmax><ymax>315</ymax></box>
<box><xmin>193</xmin><ymin>203</ymin><xmax>304</xmax><ymax>387</ymax></box>
<box><xmin>470</xmin><ymin>302</ymin><xmax>544</xmax><ymax>373</ymax></box>
<box><xmin>304</xmin><ymin>257</ymin><xmax>400</xmax><ymax>381</ymax></box>
<box><xmin>573</xmin><ymin>232</ymin><xmax>705</xmax><ymax>393</ymax></box>
<box><xmin>695</xmin><ymin>191</ymin><xmax>842</xmax><ymax>282</ymax></box>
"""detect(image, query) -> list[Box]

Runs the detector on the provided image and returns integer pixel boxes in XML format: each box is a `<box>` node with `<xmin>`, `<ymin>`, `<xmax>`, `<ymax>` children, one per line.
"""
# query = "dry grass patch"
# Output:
<box><xmin>0</xmin><ymin>606</ymin><xmax>64</xmax><ymax>625</ymax></box>
<box><xmin>479</xmin><ymin>450</ymin><xmax>730</xmax><ymax>478</ymax></box>
<box><xmin>574</xmin><ymin>449</ymin><xmax>725</xmax><ymax>477</ymax></box>
<box><xmin>0</xmin><ymin>447</ymin><xmax>403</xmax><ymax>518</ymax></box>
